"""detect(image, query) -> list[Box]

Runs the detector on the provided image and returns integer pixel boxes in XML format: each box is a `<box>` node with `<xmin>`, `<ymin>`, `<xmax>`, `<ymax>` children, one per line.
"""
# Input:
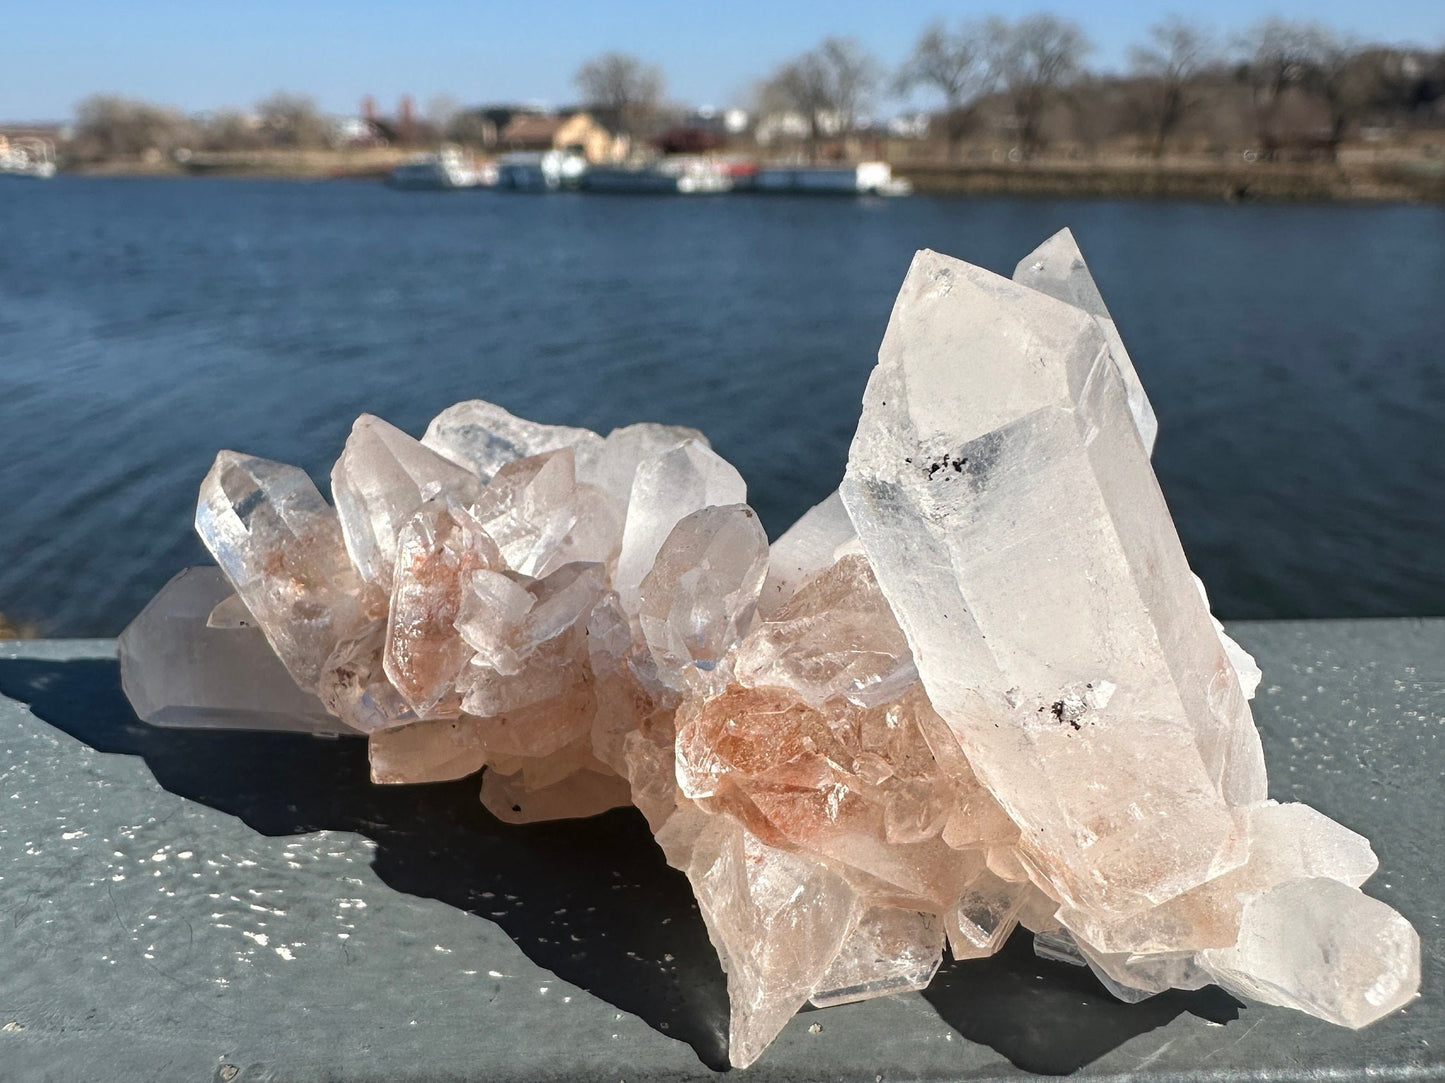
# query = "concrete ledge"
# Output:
<box><xmin>0</xmin><ymin>620</ymin><xmax>1439</xmax><ymax>1081</ymax></box>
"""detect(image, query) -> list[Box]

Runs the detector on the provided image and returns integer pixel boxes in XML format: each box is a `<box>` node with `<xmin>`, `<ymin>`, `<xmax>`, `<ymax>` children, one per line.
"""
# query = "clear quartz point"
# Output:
<box><xmin>196</xmin><ymin>450</ymin><xmax>376</xmax><ymax>692</ymax></box>
<box><xmin>809</xmin><ymin>908</ymin><xmax>944</xmax><ymax>1007</ymax></box>
<box><xmin>120</xmin><ymin>566</ymin><xmax>348</xmax><ymax>734</ymax></box>
<box><xmin>1201</xmin><ymin>878</ymin><xmax>1422</xmax><ymax>1027</ymax></box>
<box><xmin>332</xmin><ymin>413</ymin><xmax>485</xmax><ymax>591</ymax></box>
<box><xmin>614</xmin><ymin>439</ymin><xmax>747</xmax><ymax>613</ymax></box>
<box><xmin>638</xmin><ymin>503</ymin><xmax>768</xmax><ymax>691</ymax></box>
<box><xmin>656</xmin><ymin>811</ymin><xmax>862</xmax><ymax>1069</ymax></box>
<box><xmin>840</xmin><ymin>249</ymin><xmax>1267</xmax><ymax>919</ymax></box>
<box><xmin>1013</xmin><ymin>227</ymin><xmax>1158</xmax><ymax>454</ymax></box>
<box><xmin>422</xmin><ymin>399</ymin><xmax>604</xmax><ymax>483</ymax></box>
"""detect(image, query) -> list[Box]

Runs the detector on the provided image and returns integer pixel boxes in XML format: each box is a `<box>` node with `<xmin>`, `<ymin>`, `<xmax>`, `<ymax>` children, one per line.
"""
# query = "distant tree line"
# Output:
<box><xmin>764</xmin><ymin>16</ymin><xmax>1444</xmax><ymax>162</ymax></box>
<box><xmin>69</xmin><ymin>91</ymin><xmax>345</xmax><ymax>162</ymax></box>
<box><xmin>66</xmin><ymin>15</ymin><xmax>1444</xmax><ymax>165</ymax></box>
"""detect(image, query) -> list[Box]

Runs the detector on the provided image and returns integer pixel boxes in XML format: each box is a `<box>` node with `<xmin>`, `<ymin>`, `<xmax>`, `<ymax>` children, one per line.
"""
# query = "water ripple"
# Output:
<box><xmin>1</xmin><ymin>178</ymin><xmax>1442</xmax><ymax>634</ymax></box>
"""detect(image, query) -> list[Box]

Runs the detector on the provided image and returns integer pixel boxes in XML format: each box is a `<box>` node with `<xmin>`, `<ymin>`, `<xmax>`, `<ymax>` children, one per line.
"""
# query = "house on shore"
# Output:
<box><xmin>498</xmin><ymin>110</ymin><xmax>626</xmax><ymax>163</ymax></box>
<box><xmin>447</xmin><ymin>106</ymin><xmax>626</xmax><ymax>163</ymax></box>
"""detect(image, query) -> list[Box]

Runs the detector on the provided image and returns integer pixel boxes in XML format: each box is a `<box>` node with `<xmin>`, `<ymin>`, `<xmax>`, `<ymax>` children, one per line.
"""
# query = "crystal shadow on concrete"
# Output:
<box><xmin>0</xmin><ymin>655</ymin><xmax>730</xmax><ymax>1071</ymax></box>
<box><xmin>0</xmin><ymin>654</ymin><xmax>1239</xmax><ymax>1075</ymax></box>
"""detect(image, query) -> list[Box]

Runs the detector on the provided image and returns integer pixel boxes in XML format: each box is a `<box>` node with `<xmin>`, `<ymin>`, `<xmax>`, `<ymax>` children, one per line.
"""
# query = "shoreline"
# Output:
<box><xmin>55</xmin><ymin>151</ymin><xmax>1445</xmax><ymax>205</ymax></box>
<box><xmin>897</xmin><ymin>161</ymin><xmax>1445</xmax><ymax>204</ymax></box>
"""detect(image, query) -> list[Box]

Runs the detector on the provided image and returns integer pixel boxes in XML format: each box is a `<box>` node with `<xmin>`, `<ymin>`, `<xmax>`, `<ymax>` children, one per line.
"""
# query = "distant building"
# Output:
<box><xmin>754</xmin><ymin>111</ymin><xmax>813</xmax><ymax>145</ymax></box>
<box><xmin>723</xmin><ymin>109</ymin><xmax>750</xmax><ymax>135</ymax></box>
<box><xmin>499</xmin><ymin>112</ymin><xmax>565</xmax><ymax>149</ymax></box>
<box><xmin>330</xmin><ymin>116</ymin><xmax>386</xmax><ymax>146</ymax></box>
<box><xmin>663</xmin><ymin>107</ymin><xmax>748</xmax><ymax>146</ymax></box>
<box><xmin>655</xmin><ymin>125</ymin><xmax>725</xmax><ymax>155</ymax></box>
<box><xmin>0</xmin><ymin>122</ymin><xmax>69</xmax><ymax>144</ymax></box>
<box><xmin>498</xmin><ymin>110</ymin><xmax>625</xmax><ymax>163</ymax></box>
<box><xmin>887</xmin><ymin>113</ymin><xmax>931</xmax><ymax>139</ymax></box>
<box><xmin>354</xmin><ymin>96</ymin><xmax>429</xmax><ymax>147</ymax></box>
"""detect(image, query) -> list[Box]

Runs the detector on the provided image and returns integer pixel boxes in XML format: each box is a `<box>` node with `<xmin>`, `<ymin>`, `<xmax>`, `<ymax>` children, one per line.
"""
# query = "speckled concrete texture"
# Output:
<box><xmin>0</xmin><ymin>621</ymin><xmax>1439</xmax><ymax>1082</ymax></box>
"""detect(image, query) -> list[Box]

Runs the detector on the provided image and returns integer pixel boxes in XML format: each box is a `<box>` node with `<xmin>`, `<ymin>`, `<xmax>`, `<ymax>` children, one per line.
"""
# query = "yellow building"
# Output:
<box><xmin>499</xmin><ymin>111</ymin><xmax>627</xmax><ymax>164</ymax></box>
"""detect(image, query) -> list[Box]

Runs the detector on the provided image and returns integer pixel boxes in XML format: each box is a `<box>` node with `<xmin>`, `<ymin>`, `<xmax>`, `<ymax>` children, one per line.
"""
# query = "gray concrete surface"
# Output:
<box><xmin>0</xmin><ymin>620</ymin><xmax>1439</xmax><ymax>1082</ymax></box>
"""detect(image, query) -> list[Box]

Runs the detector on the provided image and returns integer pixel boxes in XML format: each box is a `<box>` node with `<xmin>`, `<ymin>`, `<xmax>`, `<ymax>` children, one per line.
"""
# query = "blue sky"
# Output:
<box><xmin>5</xmin><ymin>0</ymin><xmax>1443</xmax><ymax>121</ymax></box>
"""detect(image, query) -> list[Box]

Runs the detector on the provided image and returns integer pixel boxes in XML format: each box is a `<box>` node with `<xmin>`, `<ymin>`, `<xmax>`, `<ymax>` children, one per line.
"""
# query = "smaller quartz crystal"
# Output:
<box><xmin>120</xmin><ymin>566</ymin><xmax>346</xmax><ymax>734</ymax></box>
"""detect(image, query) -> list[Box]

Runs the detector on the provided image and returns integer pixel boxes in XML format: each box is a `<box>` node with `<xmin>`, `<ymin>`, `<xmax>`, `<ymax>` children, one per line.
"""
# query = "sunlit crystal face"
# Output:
<box><xmin>120</xmin><ymin>233</ymin><xmax>1420</xmax><ymax>1070</ymax></box>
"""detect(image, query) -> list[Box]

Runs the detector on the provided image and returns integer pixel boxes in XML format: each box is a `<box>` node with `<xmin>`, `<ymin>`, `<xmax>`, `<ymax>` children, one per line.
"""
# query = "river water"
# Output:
<box><xmin>0</xmin><ymin>177</ymin><xmax>1441</xmax><ymax>635</ymax></box>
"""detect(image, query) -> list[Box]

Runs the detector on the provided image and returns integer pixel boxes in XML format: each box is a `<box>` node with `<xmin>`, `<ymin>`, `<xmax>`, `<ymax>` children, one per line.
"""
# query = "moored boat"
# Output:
<box><xmin>745</xmin><ymin>160</ymin><xmax>911</xmax><ymax>196</ymax></box>
<box><xmin>387</xmin><ymin>147</ymin><xmax>481</xmax><ymax>190</ymax></box>
<box><xmin>494</xmin><ymin>150</ymin><xmax>588</xmax><ymax>192</ymax></box>
<box><xmin>581</xmin><ymin>156</ymin><xmax>731</xmax><ymax>195</ymax></box>
<box><xmin>0</xmin><ymin>136</ymin><xmax>56</xmax><ymax>179</ymax></box>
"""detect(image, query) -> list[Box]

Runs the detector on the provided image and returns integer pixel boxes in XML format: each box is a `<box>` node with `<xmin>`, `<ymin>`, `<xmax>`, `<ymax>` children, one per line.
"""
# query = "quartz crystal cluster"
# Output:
<box><xmin>121</xmin><ymin>230</ymin><xmax>1420</xmax><ymax>1068</ymax></box>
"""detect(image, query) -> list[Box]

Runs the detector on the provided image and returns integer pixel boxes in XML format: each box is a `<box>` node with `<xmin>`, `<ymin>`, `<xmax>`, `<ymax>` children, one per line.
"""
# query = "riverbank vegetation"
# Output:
<box><xmin>30</xmin><ymin>13</ymin><xmax>1445</xmax><ymax>201</ymax></box>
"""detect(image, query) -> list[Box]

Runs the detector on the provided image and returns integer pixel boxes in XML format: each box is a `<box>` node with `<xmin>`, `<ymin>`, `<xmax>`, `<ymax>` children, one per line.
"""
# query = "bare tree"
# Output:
<box><xmin>197</xmin><ymin>109</ymin><xmax>263</xmax><ymax>152</ymax></box>
<box><xmin>761</xmin><ymin>37</ymin><xmax>880</xmax><ymax>160</ymax></box>
<box><xmin>255</xmin><ymin>92</ymin><xmax>330</xmax><ymax>148</ymax></box>
<box><xmin>987</xmin><ymin>15</ymin><xmax>1092</xmax><ymax>155</ymax></box>
<box><xmin>1239</xmin><ymin>19</ymin><xmax>1319</xmax><ymax>155</ymax></box>
<box><xmin>761</xmin><ymin>54</ymin><xmax>828</xmax><ymax>147</ymax></box>
<box><xmin>573</xmin><ymin>52</ymin><xmax>666</xmax><ymax>138</ymax></box>
<box><xmin>72</xmin><ymin>95</ymin><xmax>193</xmax><ymax>161</ymax></box>
<box><xmin>1296</xmin><ymin>29</ymin><xmax>1373</xmax><ymax>159</ymax></box>
<box><xmin>817</xmin><ymin>37</ymin><xmax>880</xmax><ymax>135</ymax></box>
<box><xmin>1239</xmin><ymin>20</ymin><xmax>1371</xmax><ymax>160</ymax></box>
<box><xmin>754</xmin><ymin>59</ymin><xmax>826</xmax><ymax>152</ymax></box>
<box><xmin>896</xmin><ymin>21</ymin><xmax>994</xmax><ymax>160</ymax></box>
<box><xmin>1129</xmin><ymin>17</ymin><xmax>1217</xmax><ymax>156</ymax></box>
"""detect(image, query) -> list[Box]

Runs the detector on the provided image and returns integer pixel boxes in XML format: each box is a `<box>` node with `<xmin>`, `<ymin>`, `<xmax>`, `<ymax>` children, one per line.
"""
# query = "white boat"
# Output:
<box><xmin>748</xmin><ymin>160</ymin><xmax>911</xmax><ymax>196</ymax></box>
<box><xmin>387</xmin><ymin>147</ymin><xmax>480</xmax><ymax>190</ymax></box>
<box><xmin>495</xmin><ymin>150</ymin><xmax>588</xmax><ymax>192</ymax></box>
<box><xmin>0</xmin><ymin>136</ymin><xmax>56</xmax><ymax>179</ymax></box>
<box><xmin>582</xmin><ymin>157</ymin><xmax>732</xmax><ymax>195</ymax></box>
